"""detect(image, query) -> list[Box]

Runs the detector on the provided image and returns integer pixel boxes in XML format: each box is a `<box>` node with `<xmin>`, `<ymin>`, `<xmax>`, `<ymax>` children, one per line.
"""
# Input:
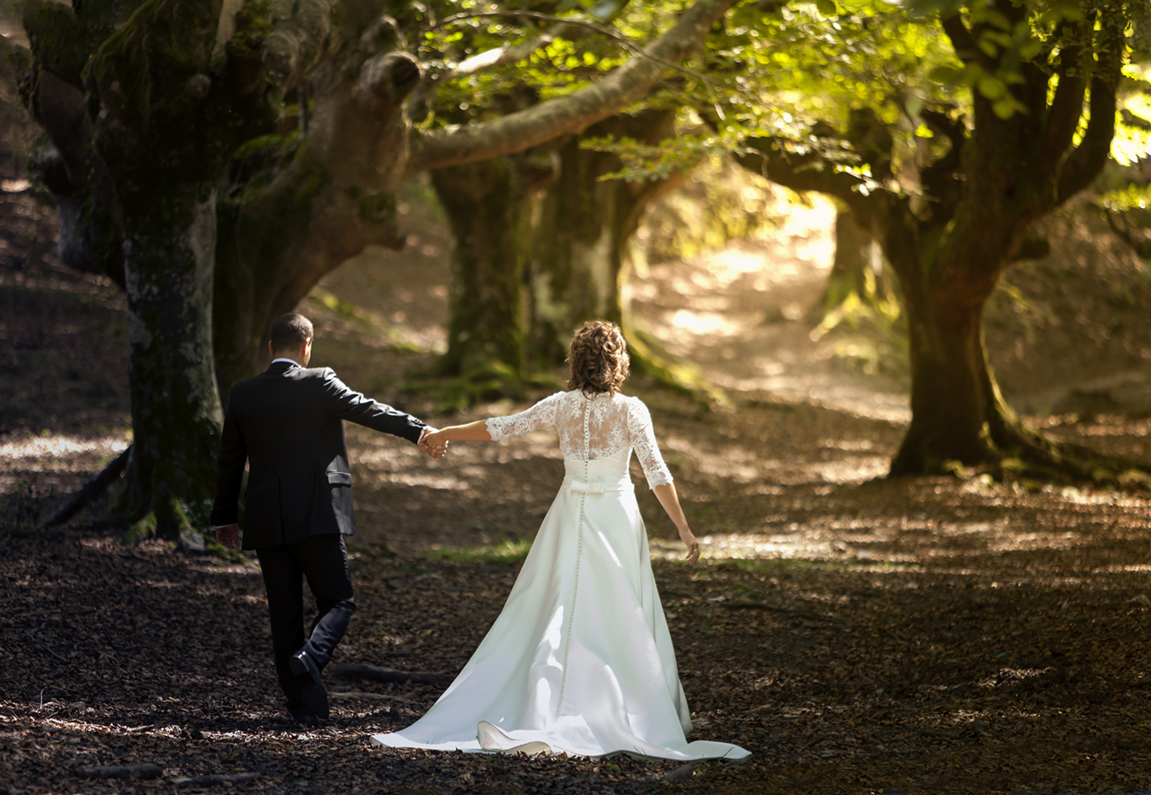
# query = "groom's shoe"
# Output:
<box><xmin>289</xmin><ymin>707</ymin><xmax>322</xmax><ymax>729</ymax></box>
<box><xmin>290</xmin><ymin>649</ymin><xmax>329</xmax><ymax>721</ymax></box>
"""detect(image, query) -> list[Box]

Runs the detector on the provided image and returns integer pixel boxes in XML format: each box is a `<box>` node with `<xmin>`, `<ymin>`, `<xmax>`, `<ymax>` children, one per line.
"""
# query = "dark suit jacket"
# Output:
<box><xmin>211</xmin><ymin>361</ymin><xmax>427</xmax><ymax>550</ymax></box>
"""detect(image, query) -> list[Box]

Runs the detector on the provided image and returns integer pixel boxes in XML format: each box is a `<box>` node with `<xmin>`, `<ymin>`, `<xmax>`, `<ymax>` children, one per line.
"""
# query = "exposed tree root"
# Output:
<box><xmin>416</xmin><ymin>361</ymin><xmax>559</xmax><ymax>413</ymax></box>
<box><xmin>989</xmin><ymin>425</ymin><xmax>1151</xmax><ymax>489</ymax></box>
<box><xmin>328</xmin><ymin>662</ymin><xmax>454</xmax><ymax>686</ymax></box>
<box><xmin>76</xmin><ymin>764</ymin><xmax>162</xmax><ymax>780</ymax></box>
<box><xmin>627</xmin><ymin>326</ymin><xmax>728</xmax><ymax>410</ymax></box>
<box><xmin>893</xmin><ymin>416</ymin><xmax>1151</xmax><ymax>490</ymax></box>
<box><xmin>46</xmin><ymin>445</ymin><xmax>131</xmax><ymax>526</ymax></box>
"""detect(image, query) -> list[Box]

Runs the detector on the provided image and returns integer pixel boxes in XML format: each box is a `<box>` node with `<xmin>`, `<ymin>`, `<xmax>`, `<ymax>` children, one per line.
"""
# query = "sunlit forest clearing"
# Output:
<box><xmin>8</xmin><ymin>150</ymin><xmax>1151</xmax><ymax>792</ymax></box>
<box><xmin>5</xmin><ymin>0</ymin><xmax>1151</xmax><ymax>791</ymax></box>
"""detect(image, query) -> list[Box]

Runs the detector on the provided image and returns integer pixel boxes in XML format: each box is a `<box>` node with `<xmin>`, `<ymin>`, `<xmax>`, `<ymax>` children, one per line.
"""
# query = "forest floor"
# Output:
<box><xmin>7</xmin><ymin>158</ymin><xmax>1151</xmax><ymax>795</ymax></box>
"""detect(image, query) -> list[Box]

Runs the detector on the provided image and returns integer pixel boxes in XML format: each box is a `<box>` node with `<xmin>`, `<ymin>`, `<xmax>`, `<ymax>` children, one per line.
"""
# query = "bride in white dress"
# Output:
<box><xmin>371</xmin><ymin>321</ymin><xmax>749</xmax><ymax>762</ymax></box>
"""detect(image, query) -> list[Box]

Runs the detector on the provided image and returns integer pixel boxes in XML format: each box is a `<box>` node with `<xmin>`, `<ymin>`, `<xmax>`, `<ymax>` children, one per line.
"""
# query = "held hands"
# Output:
<box><xmin>419</xmin><ymin>427</ymin><xmax>449</xmax><ymax>459</ymax></box>
<box><xmin>680</xmin><ymin>526</ymin><xmax>701</xmax><ymax>565</ymax></box>
<box><xmin>215</xmin><ymin>524</ymin><xmax>240</xmax><ymax>549</ymax></box>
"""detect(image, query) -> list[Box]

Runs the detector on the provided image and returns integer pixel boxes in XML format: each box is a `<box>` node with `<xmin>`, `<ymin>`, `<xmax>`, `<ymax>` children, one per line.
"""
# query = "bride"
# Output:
<box><xmin>371</xmin><ymin>321</ymin><xmax>749</xmax><ymax>761</ymax></box>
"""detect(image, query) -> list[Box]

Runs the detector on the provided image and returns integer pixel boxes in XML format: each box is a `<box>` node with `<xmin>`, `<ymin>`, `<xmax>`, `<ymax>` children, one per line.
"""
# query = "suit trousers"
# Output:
<box><xmin>257</xmin><ymin>534</ymin><xmax>355</xmax><ymax>711</ymax></box>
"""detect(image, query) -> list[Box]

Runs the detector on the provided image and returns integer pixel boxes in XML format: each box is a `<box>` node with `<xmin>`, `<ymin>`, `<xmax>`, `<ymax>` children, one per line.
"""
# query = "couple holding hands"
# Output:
<box><xmin>212</xmin><ymin>313</ymin><xmax>748</xmax><ymax>762</ymax></box>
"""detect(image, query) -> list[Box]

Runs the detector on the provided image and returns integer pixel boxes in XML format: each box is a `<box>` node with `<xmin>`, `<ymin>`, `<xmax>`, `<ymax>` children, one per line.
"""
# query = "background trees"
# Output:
<box><xmin>17</xmin><ymin>0</ymin><xmax>737</xmax><ymax>535</ymax></box>
<box><xmin>12</xmin><ymin>0</ymin><xmax>1151</xmax><ymax>536</ymax></box>
<box><xmin>699</xmin><ymin>0</ymin><xmax>1150</xmax><ymax>475</ymax></box>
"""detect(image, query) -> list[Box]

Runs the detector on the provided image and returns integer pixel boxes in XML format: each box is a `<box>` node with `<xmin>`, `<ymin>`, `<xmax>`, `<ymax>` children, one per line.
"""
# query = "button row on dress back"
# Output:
<box><xmin>558</xmin><ymin>394</ymin><xmax>592</xmax><ymax>719</ymax></box>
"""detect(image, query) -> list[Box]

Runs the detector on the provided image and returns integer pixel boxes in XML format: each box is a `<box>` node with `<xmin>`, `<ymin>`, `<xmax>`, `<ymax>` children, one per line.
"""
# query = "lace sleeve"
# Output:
<box><xmin>626</xmin><ymin>398</ymin><xmax>674</xmax><ymax>488</ymax></box>
<box><xmin>486</xmin><ymin>392</ymin><xmax>564</xmax><ymax>441</ymax></box>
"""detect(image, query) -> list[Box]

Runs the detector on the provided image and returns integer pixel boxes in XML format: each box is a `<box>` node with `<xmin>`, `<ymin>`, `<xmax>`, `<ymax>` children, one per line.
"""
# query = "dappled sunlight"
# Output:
<box><xmin>631</xmin><ymin>195</ymin><xmax>914</xmax><ymax>424</ymax></box>
<box><xmin>0</xmin><ymin>433</ymin><xmax>130</xmax><ymax>500</ymax></box>
<box><xmin>0</xmin><ymin>433</ymin><xmax>127</xmax><ymax>463</ymax></box>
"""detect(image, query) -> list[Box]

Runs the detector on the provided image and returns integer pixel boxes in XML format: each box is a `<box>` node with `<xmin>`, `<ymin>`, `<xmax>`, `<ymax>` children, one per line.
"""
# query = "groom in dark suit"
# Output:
<box><xmin>211</xmin><ymin>313</ymin><xmax>440</xmax><ymax>727</ymax></box>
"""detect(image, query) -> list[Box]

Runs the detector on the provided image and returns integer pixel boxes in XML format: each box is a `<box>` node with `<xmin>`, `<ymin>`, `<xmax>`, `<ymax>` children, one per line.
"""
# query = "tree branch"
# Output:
<box><xmin>0</xmin><ymin>31</ymin><xmax>29</xmax><ymax>104</ymax></box>
<box><xmin>734</xmin><ymin>137</ymin><xmax>878</xmax><ymax>219</ymax></box>
<box><xmin>404</xmin><ymin>0</ymin><xmax>739</xmax><ymax>178</ymax></box>
<box><xmin>328</xmin><ymin>662</ymin><xmax>454</xmax><ymax>686</ymax></box>
<box><xmin>1057</xmin><ymin>12</ymin><xmax>1125</xmax><ymax>204</ymax></box>
<box><xmin>408</xmin><ymin>19</ymin><xmax>571</xmax><ymax>122</ymax></box>
<box><xmin>262</xmin><ymin>0</ymin><xmax>340</xmax><ymax>91</ymax></box>
<box><xmin>919</xmin><ymin>108</ymin><xmax>966</xmax><ymax>214</ymax></box>
<box><xmin>29</xmin><ymin>69</ymin><xmax>122</xmax><ymax>228</ymax></box>
<box><xmin>940</xmin><ymin>14</ymin><xmax>979</xmax><ymax>65</ymax></box>
<box><xmin>1042</xmin><ymin>22</ymin><xmax>1088</xmax><ymax>174</ymax></box>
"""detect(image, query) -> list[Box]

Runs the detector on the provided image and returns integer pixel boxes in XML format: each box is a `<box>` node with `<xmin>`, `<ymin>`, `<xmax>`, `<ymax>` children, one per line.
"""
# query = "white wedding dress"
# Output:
<box><xmin>371</xmin><ymin>390</ymin><xmax>749</xmax><ymax>761</ymax></box>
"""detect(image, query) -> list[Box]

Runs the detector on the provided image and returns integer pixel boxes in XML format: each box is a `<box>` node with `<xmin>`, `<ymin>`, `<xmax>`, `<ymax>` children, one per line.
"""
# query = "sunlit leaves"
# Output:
<box><xmin>411</xmin><ymin>0</ymin><xmax>671</xmax><ymax>128</ymax></box>
<box><xmin>1096</xmin><ymin>182</ymin><xmax>1151</xmax><ymax>213</ymax></box>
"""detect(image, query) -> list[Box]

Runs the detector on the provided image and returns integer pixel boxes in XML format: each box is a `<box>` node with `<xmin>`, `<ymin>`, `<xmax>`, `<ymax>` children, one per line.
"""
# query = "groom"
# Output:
<box><xmin>212</xmin><ymin>312</ymin><xmax>440</xmax><ymax>727</ymax></box>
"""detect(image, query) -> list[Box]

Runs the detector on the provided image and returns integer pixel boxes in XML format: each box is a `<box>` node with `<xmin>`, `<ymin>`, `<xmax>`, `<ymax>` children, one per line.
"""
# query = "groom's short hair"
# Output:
<box><xmin>270</xmin><ymin>313</ymin><xmax>314</xmax><ymax>353</ymax></box>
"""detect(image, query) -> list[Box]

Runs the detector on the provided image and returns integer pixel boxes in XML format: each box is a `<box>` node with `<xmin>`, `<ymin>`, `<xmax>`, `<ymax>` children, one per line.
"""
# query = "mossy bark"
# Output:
<box><xmin>889</xmin><ymin>257</ymin><xmax>998</xmax><ymax>474</ymax></box>
<box><xmin>432</xmin><ymin>158</ymin><xmax>530</xmax><ymax>377</ymax></box>
<box><xmin>810</xmin><ymin>207</ymin><xmax>892</xmax><ymax>323</ymax></box>
<box><xmin>214</xmin><ymin>139</ymin><xmax>406</xmax><ymax>399</ymax></box>
<box><xmin>527</xmin><ymin>110</ymin><xmax>677</xmax><ymax>366</ymax></box>
<box><xmin>118</xmin><ymin>192</ymin><xmax>223</xmax><ymax>536</ymax></box>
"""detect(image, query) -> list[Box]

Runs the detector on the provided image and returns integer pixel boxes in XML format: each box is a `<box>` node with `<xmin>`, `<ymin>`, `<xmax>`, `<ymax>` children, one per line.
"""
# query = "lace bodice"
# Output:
<box><xmin>486</xmin><ymin>391</ymin><xmax>673</xmax><ymax>488</ymax></box>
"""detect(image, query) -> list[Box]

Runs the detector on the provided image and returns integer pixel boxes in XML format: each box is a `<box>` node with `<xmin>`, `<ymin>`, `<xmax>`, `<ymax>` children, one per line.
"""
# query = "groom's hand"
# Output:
<box><xmin>215</xmin><ymin>524</ymin><xmax>240</xmax><ymax>549</ymax></box>
<box><xmin>418</xmin><ymin>427</ymin><xmax>447</xmax><ymax>459</ymax></box>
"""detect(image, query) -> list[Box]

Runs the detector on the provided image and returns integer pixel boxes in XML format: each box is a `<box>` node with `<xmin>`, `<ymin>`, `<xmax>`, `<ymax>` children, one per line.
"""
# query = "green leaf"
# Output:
<box><xmin>978</xmin><ymin>76</ymin><xmax>1005</xmax><ymax>100</ymax></box>
<box><xmin>928</xmin><ymin>64</ymin><xmax>964</xmax><ymax>84</ymax></box>
<box><xmin>816</xmin><ymin>0</ymin><xmax>839</xmax><ymax>16</ymax></box>
<box><xmin>900</xmin><ymin>0</ymin><xmax>964</xmax><ymax>18</ymax></box>
<box><xmin>992</xmin><ymin>98</ymin><xmax>1016</xmax><ymax>119</ymax></box>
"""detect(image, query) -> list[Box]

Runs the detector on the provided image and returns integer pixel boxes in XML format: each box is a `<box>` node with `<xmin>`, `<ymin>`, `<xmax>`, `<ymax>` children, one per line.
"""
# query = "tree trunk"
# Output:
<box><xmin>214</xmin><ymin>143</ymin><xmax>405</xmax><ymax>400</ymax></box>
<box><xmin>890</xmin><ymin>280</ymin><xmax>996</xmax><ymax>474</ymax></box>
<box><xmin>118</xmin><ymin>191</ymin><xmax>223</xmax><ymax>537</ymax></box>
<box><xmin>527</xmin><ymin>110</ymin><xmax>676</xmax><ymax>365</ymax></box>
<box><xmin>432</xmin><ymin>158</ymin><xmax>532</xmax><ymax>376</ymax></box>
<box><xmin>810</xmin><ymin>206</ymin><xmax>888</xmax><ymax>322</ymax></box>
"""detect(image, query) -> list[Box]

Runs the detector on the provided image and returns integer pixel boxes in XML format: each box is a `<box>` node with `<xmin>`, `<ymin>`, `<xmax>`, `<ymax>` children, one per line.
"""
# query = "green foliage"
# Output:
<box><xmin>411</xmin><ymin>0</ymin><xmax>668</xmax><ymax>129</ymax></box>
<box><xmin>423</xmin><ymin>537</ymin><xmax>533</xmax><ymax>565</ymax></box>
<box><xmin>1097</xmin><ymin>182</ymin><xmax>1151</xmax><ymax>214</ymax></box>
<box><xmin>710</xmin><ymin>0</ymin><xmax>956</xmax><ymax>131</ymax></box>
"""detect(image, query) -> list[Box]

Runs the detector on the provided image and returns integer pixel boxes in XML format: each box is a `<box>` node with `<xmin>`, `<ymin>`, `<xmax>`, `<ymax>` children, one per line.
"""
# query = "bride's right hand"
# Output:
<box><xmin>680</xmin><ymin>526</ymin><xmax>700</xmax><ymax>565</ymax></box>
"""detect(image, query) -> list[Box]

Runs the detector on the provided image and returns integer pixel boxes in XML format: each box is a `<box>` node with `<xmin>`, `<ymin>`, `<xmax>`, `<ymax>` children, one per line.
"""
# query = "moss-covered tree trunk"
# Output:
<box><xmin>119</xmin><ymin>193</ymin><xmax>224</xmax><ymax>534</ymax></box>
<box><xmin>432</xmin><ymin>158</ymin><xmax>533</xmax><ymax>376</ymax></box>
<box><xmin>810</xmin><ymin>207</ymin><xmax>889</xmax><ymax>322</ymax></box>
<box><xmin>732</xmin><ymin>2</ymin><xmax>1125</xmax><ymax>479</ymax></box>
<box><xmin>889</xmin><ymin>250</ymin><xmax>997</xmax><ymax>473</ymax></box>
<box><xmin>213</xmin><ymin>136</ymin><xmax>409</xmax><ymax>399</ymax></box>
<box><xmin>527</xmin><ymin>110</ymin><xmax>676</xmax><ymax>365</ymax></box>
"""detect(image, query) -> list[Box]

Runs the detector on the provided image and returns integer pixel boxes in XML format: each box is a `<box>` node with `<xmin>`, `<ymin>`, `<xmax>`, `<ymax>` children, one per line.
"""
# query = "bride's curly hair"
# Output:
<box><xmin>567</xmin><ymin>320</ymin><xmax>631</xmax><ymax>395</ymax></box>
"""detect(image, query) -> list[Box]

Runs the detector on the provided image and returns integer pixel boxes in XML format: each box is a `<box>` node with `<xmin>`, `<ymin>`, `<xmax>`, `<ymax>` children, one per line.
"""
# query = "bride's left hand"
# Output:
<box><xmin>419</xmin><ymin>428</ymin><xmax>449</xmax><ymax>459</ymax></box>
<box><xmin>680</xmin><ymin>527</ymin><xmax>700</xmax><ymax>565</ymax></box>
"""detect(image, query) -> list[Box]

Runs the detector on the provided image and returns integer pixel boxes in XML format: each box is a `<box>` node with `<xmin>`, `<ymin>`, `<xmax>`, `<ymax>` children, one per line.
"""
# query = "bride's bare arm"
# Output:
<box><xmin>425</xmin><ymin>421</ymin><xmax>492</xmax><ymax>450</ymax></box>
<box><xmin>653</xmin><ymin>483</ymin><xmax>700</xmax><ymax>565</ymax></box>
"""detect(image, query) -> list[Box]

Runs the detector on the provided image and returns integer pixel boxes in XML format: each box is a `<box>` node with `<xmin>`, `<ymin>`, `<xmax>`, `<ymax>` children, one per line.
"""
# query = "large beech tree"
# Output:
<box><xmin>15</xmin><ymin>0</ymin><xmax>739</xmax><ymax>535</ymax></box>
<box><xmin>429</xmin><ymin>108</ymin><xmax>677</xmax><ymax>383</ymax></box>
<box><xmin>715</xmin><ymin>0</ymin><xmax>1144</xmax><ymax>476</ymax></box>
